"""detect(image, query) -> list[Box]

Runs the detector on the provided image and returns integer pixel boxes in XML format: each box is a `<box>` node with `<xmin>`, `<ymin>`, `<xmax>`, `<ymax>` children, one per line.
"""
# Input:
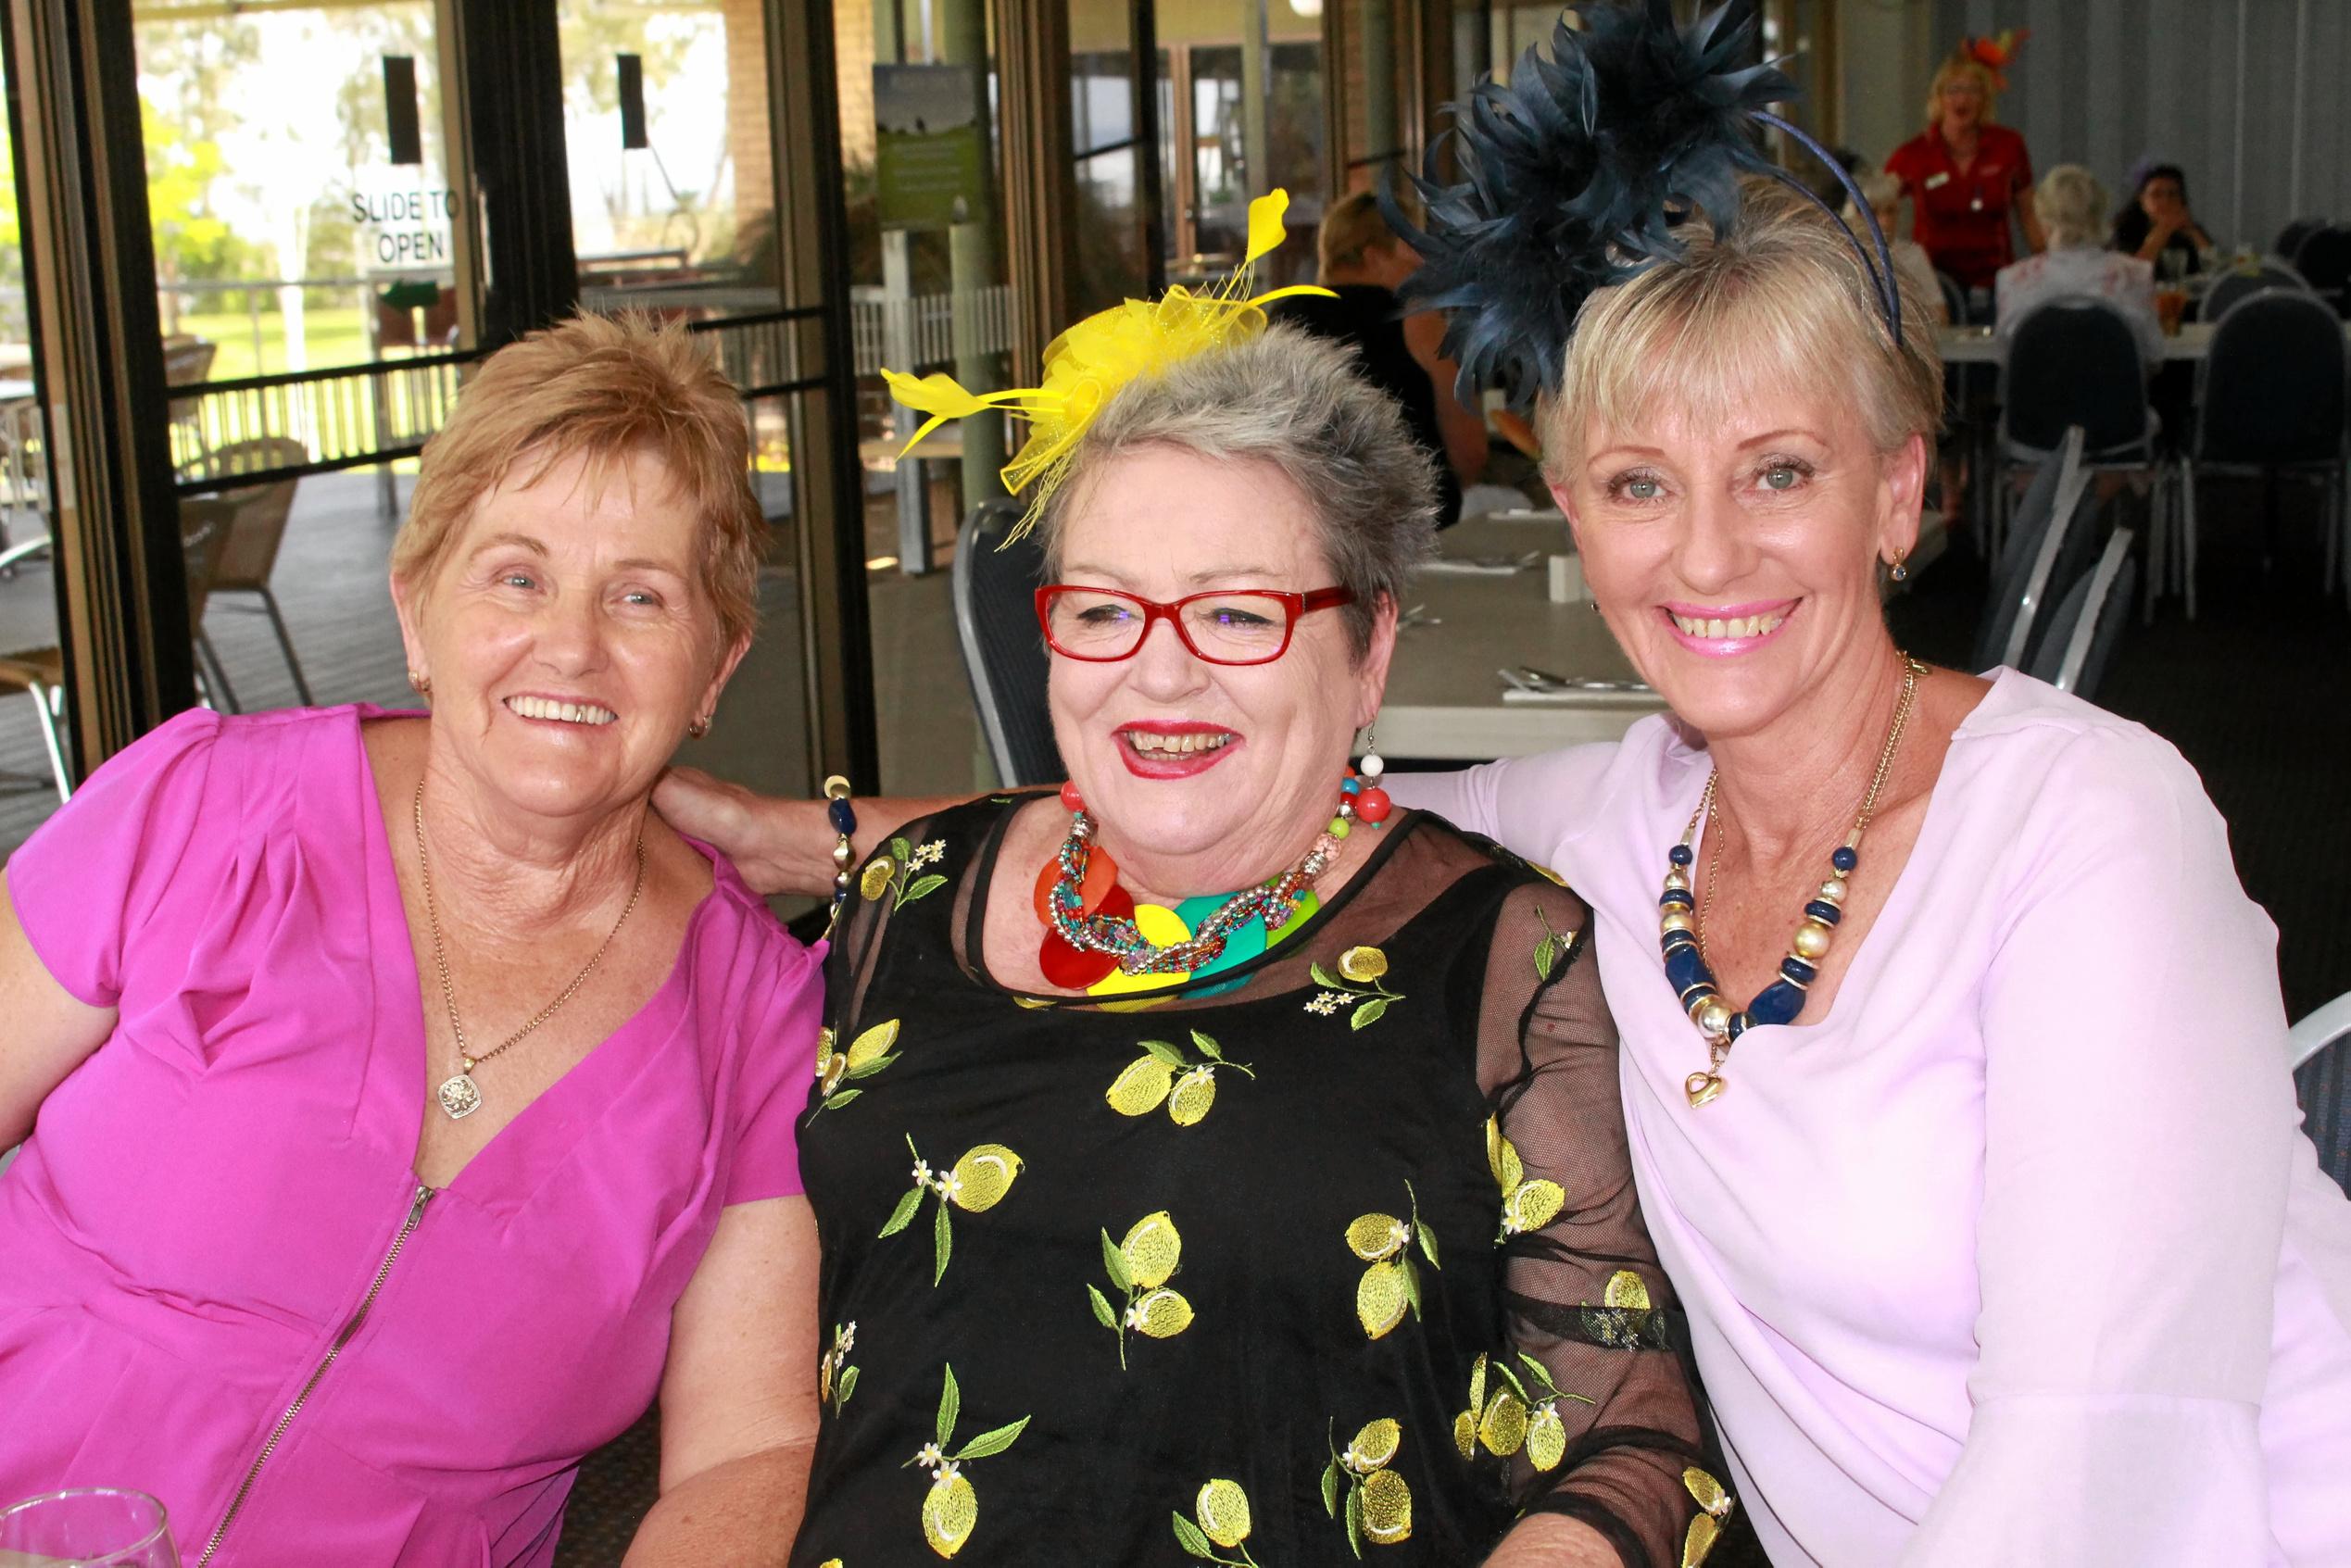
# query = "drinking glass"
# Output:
<box><xmin>0</xmin><ymin>1490</ymin><xmax>180</xmax><ymax>1567</ymax></box>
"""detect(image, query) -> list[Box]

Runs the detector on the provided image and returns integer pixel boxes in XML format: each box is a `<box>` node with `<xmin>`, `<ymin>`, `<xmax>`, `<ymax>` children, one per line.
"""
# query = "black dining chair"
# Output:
<box><xmin>2294</xmin><ymin>993</ymin><xmax>2351</xmax><ymax>1195</ymax></box>
<box><xmin>2177</xmin><ymin>287</ymin><xmax>2349</xmax><ymax>618</ymax></box>
<box><xmin>2291</xmin><ymin>225</ymin><xmax>2351</xmax><ymax>317</ymax></box>
<box><xmin>2028</xmin><ymin>526</ymin><xmax>2138</xmax><ymax>703</ymax></box>
<box><xmin>2202</xmin><ymin>260</ymin><xmax>2313</xmax><ymax>326</ymax></box>
<box><xmin>952</xmin><ymin>498</ymin><xmax>1065</xmax><ymax>787</ymax></box>
<box><xmin>2276</xmin><ymin>218</ymin><xmax>2328</xmax><ymax>266</ymax></box>
<box><xmin>1996</xmin><ymin>299</ymin><xmax>2162</xmax><ymax>566</ymax></box>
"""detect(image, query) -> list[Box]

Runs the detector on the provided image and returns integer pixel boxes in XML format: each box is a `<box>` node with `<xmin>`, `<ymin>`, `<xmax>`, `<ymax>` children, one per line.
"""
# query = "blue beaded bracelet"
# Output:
<box><xmin>823</xmin><ymin>775</ymin><xmax>857</xmax><ymax>907</ymax></box>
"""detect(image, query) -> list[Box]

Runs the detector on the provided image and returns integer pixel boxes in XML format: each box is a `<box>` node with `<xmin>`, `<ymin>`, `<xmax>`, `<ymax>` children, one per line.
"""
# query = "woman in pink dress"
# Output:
<box><xmin>0</xmin><ymin>315</ymin><xmax>823</xmax><ymax>1565</ymax></box>
<box><xmin>659</xmin><ymin>9</ymin><xmax>2351</xmax><ymax>1562</ymax></box>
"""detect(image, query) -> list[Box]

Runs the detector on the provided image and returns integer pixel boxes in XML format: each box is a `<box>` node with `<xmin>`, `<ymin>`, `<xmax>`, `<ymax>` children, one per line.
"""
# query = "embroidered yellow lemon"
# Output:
<box><xmin>1120</xmin><ymin>1211</ymin><xmax>1182</xmax><ymax>1287</ymax></box>
<box><xmin>1345</xmin><ymin>1211</ymin><xmax>1409</xmax><ymax>1262</ymax></box>
<box><xmin>1502</xmin><ymin>1177</ymin><xmax>1565</xmax><ymax>1234</ymax></box>
<box><xmin>844</xmin><ymin>1019</ymin><xmax>899</xmax><ymax>1071</ymax></box>
<box><xmin>1130</xmin><ymin>1286</ymin><xmax>1193</xmax><ymax>1337</ymax></box>
<box><xmin>1196</xmin><ymin>1479</ymin><xmax>1252</xmax><ymax>1548</ymax></box>
<box><xmin>1526</xmin><ymin>1402</ymin><xmax>1567</xmax><ymax>1471</ymax></box>
<box><xmin>1105</xmin><ymin>1056</ymin><xmax>1176</xmax><ymax>1116</ymax></box>
<box><xmin>921</xmin><ymin>1470</ymin><xmax>977</xmax><ymax>1558</ymax></box>
<box><xmin>815</xmin><ymin>1027</ymin><xmax>837</xmax><ymax>1075</ymax></box>
<box><xmin>1361</xmin><ymin>1467</ymin><xmax>1413</xmax><ymax>1544</ymax></box>
<box><xmin>861</xmin><ymin>857</ymin><xmax>897</xmax><ymax>900</ymax></box>
<box><xmin>1681</xmin><ymin>1466</ymin><xmax>1738</xmax><ymax>1568</ymax></box>
<box><xmin>1477</xmin><ymin>1389</ymin><xmax>1528</xmax><ymax>1456</ymax></box>
<box><xmin>1356</xmin><ymin>1259</ymin><xmax>1409</xmax><ymax>1338</ymax></box>
<box><xmin>948</xmin><ymin>1146</ymin><xmax>1023</xmax><ymax>1212</ymax></box>
<box><xmin>1347</xmin><ymin>1417</ymin><xmax>1402</xmax><ymax>1472</ymax></box>
<box><xmin>1452</xmin><ymin>1408</ymin><xmax>1477</xmax><ymax>1459</ymax></box>
<box><xmin>1487</xmin><ymin>1115</ymin><xmax>1523</xmax><ymax>1191</ymax></box>
<box><xmin>1608</xmin><ymin>1269</ymin><xmax>1653</xmax><ymax>1311</ymax></box>
<box><xmin>1168</xmin><ymin>1064</ymin><xmax>1220</xmax><ymax>1125</ymax></box>
<box><xmin>1338</xmin><ymin>945</ymin><xmax>1389</xmax><ymax>982</ymax></box>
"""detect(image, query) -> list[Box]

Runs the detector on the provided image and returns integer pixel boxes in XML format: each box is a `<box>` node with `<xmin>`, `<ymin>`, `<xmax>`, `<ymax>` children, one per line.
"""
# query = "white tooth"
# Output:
<box><xmin>1738</xmin><ymin>616</ymin><xmax>1760</xmax><ymax>637</ymax></box>
<box><xmin>1704</xmin><ymin>618</ymin><xmax>1726</xmax><ymax>638</ymax></box>
<box><xmin>1759</xmin><ymin>615</ymin><xmax>1781</xmax><ymax>634</ymax></box>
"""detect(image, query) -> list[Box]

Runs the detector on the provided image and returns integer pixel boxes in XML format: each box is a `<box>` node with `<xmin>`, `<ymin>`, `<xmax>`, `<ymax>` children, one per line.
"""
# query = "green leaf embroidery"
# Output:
<box><xmin>878</xmin><ymin>1185</ymin><xmax>923</xmax><ymax>1237</ymax></box>
<box><xmin>1345</xmin><ymin>1484</ymin><xmax>1364</xmax><ymax>1558</ymax></box>
<box><xmin>953</xmin><ymin>1415</ymin><xmax>1030</xmax><ymax>1461</ymax></box>
<box><xmin>1351</xmin><ymin>997</ymin><xmax>1389</xmax><ymax>1031</ymax></box>
<box><xmin>825</xmin><ymin>1087</ymin><xmax>864</xmax><ymax>1110</ymax></box>
<box><xmin>900</xmin><ymin>873</ymin><xmax>949</xmax><ymax>905</ymax></box>
<box><xmin>1138</xmin><ymin>1037</ymin><xmax>1189</xmax><ymax>1068</ymax></box>
<box><xmin>1310</xmin><ymin>962</ymin><xmax>1342</xmax><ymax>990</ymax></box>
<box><xmin>889</xmin><ymin>835</ymin><xmax>914</xmax><ymax>866</ymax></box>
<box><xmin>1100</xmin><ymin>1227</ymin><xmax>1133</xmax><ymax>1291</ymax></box>
<box><xmin>1416</xmin><ymin>1223</ymin><xmax>1440</xmax><ymax>1269</ymax></box>
<box><xmin>1492</xmin><ymin>1360</ymin><xmax>1531</xmax><ymax>1401</ymax></box>
<box><xmin>842</xmin><ymin>1054</ymin><xmax>898</xmax><ymax>1082</ymax></box>
<box><xmin>1172</xmin><ymin>1512</ymin><xmax>1215</xmax><ymax>1559</ymax></box>
<box><xmin>1320</xmin><ymin>1459</ymin><xmax>1340</xmax><ymax>1518</ymax></box>
<box><xmin>1534</xmin><ymin>931</ymin><xmax>1559</xmax><ymax>981</ymax></box>
<box><xmin>937</xmin><ymin>1363</ymin><xmax>960</xmax><ymax>1449</ymax></box>
<box><xmin>1188</xmin><ymin>1029</ymin><xmax>1224</xmax><ymax>1060</ymax></box>
<box><xmin>1087</xmin><ymin>1284</ymin><xmax>1118</xmax><ymax>1330</ymax></box>
<box><xmin>836</xmin><ymin>1364</ymin><xmax>859</xmax><ymax>1407</ymax></box>
<box><xmin>933</xmin><ymin>1198</ymin><xmax>953</xmax><ymax>1286</ymax></box>
<box><xmin>1401</xmin><ymin>1257</ymin><xmax>1424</xmax><ymax>1320</ymax></box>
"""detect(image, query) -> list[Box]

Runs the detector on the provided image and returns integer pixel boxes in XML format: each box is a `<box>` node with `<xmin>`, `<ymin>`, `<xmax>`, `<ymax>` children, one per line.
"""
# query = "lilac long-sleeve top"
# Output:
<box><xmin>0</xmin><ymin>706</ymin><xmax>823</xmax><ymax>1566</ymax></box>
<box><xmin>1388</xmin><ymin>669</ymin><xmax>2351</xmax><ymax>1565</ymax></box>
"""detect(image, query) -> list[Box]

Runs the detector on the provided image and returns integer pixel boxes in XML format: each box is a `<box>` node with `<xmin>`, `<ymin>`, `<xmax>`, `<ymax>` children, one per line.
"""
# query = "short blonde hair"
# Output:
<box><xmin>1545</xmin><ymin>181</ymin><xmax>1943</xmax><ymax>482</ymax></box>
<box><xmin>1926</xmin><ymin>56</ymin><xmax>1999</xmax><ymax>124</ymax></box>
<box><xmin>393</xmin><ymin>312</ymin><xmax>764</xmax><ymax>648</ymax></box>
<box><xmin>2036</xmin><ymin>164</ymin><xmax>2109</xmax><ymax>249</ymax></box>
<box><xmin>1317</xmin><ymin>190</ymin><xmax>1402</xmax><ymax>282</ymax></box>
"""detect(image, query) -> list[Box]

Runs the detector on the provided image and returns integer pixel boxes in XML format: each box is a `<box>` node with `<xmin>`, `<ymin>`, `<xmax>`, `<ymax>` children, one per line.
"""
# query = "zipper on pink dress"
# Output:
<box><xmin>194</xmin><ymin>1183</ymin><xmax>434</xmax><ymax>1567</ymax></box>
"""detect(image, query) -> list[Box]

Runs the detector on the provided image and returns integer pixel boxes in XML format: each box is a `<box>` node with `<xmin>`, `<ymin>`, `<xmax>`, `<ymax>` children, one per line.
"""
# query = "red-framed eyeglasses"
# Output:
<box><xmin>1034</xmin><ymin>583</ymin><xmax>1355</xmax><ymax>666</ymax></box>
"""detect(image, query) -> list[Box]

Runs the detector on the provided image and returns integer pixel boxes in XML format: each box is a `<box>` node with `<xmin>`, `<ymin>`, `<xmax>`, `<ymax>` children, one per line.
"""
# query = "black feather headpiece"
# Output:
<box><xmin>1385</xmin><ymin>0</ymin><xmax>1900</xmax><ymax>411</ymax></box>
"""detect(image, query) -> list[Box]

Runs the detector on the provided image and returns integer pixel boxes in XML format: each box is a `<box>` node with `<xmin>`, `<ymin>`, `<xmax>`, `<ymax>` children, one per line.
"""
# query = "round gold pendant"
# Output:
<box><xmin>436</xmin><ymin>1072</ymin><xmax>483</xmax><ymax>1120</ymax></box>
<box><xmin>1684</xmin><ymin>1072</ymin><xmax>1725</xmax><ymax>1109</ymax></box>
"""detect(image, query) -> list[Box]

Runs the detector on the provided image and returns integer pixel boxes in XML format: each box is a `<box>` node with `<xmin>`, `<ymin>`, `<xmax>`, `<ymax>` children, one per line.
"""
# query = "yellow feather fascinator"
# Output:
<box><xmin>880</xmin><ymin>189</ymin><xmax>1331</xmax><ymax>540</ymax></box>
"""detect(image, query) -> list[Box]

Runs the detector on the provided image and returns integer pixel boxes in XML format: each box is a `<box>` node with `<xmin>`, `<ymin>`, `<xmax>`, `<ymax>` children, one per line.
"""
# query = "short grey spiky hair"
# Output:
<box><xmin>1035</xmin><ymin>323</ymin><xmax>1439</xmax><ymax>659</ymax></box>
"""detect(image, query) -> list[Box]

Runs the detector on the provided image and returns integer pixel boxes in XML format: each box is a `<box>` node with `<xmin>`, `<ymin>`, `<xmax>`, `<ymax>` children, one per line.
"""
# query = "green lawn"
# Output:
<box><xmin>165</xmin><ymin>307</ymin><xmax>374</xmax><ymax>383</ymax></box>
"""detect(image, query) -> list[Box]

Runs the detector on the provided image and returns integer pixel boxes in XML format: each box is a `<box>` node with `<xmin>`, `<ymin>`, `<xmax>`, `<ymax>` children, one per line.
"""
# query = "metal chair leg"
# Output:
<box><xmin>196</xmin><ymin>631</ymin><xmax>241</xmax><ymax>714</ymax></box>
<box><xmin>257</xmin><ymin>586</ymin><xmax>313</xmax><ymax>705</ymax></box>
<box><xmin>2181</xmin><ymin>463</ymin><xmax>2200</xmax><ymax>622</ymax></box>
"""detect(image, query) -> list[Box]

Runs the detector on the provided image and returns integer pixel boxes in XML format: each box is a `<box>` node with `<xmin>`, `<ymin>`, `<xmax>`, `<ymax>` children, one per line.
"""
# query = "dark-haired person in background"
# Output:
<box><xmin>1268</xmin><ymin>191</ymin><xmax>1487</xmax><ymax>528</ymax></box>
<box><xmin>2113</xmin><ymin>160</ymin><xmax>2214</xmax><ymax>282</ymax></box>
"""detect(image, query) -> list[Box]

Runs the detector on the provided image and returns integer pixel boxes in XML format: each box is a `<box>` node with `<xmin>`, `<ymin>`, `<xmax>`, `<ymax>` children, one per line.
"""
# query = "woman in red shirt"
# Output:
<box><xmin>1886</xmin><ymin>49</ymin><xmax>2045</xmax><ymax>294</ymax></box>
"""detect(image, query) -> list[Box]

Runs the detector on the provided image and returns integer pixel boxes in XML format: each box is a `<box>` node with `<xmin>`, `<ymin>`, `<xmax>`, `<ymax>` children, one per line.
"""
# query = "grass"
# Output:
<box><xmin>162</xmin><ymin>307</ymin><xmax>375</xmax><ymax>383</ymax></box>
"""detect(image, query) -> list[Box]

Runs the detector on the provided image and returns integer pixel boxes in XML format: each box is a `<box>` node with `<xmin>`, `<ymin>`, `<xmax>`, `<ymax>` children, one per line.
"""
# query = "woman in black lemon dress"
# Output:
<box><xmin>784</xmin><ymin>299</ymin><xmax>1716</xmax><ymax>1567</ymax></box>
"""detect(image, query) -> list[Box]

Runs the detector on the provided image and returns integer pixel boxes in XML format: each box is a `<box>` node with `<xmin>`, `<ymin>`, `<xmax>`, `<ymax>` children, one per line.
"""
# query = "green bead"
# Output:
<box><xmin>1328</xmin><ymin>817</ymin><xmax>1351</xmax><ymax>838</ymax></box>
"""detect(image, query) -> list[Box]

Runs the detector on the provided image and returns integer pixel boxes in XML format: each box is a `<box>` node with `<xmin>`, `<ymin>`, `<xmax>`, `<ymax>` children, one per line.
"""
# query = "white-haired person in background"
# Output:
<box><xmin>1993</xmin><ymin>163</ymin><xmax>2164</xmax><ymax>369</ymax></box>
<box><xmin>1849</xmin><ymin>169</ymin><xmax>1948</xmax><ymax>327</ymax></box>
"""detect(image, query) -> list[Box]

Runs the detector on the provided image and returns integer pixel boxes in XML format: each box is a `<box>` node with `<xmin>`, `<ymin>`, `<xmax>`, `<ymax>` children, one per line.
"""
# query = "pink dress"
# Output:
<box><xmin>0</xmin><ymin>706</ymin><xmax>823</xmax><ymax>1567</ymax></box>
<box><xmin>1389</xmin><ymin>670</ymin><xmax>2351</xmax><ymax>1565</ymax></box>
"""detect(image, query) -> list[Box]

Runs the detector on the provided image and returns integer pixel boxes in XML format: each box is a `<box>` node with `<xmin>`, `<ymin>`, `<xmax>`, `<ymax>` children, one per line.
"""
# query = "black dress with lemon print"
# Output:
<box><xmin>792</xmin><ymin>797</ymin><xmax>1725</xmax><ymax>1568</ymax></box>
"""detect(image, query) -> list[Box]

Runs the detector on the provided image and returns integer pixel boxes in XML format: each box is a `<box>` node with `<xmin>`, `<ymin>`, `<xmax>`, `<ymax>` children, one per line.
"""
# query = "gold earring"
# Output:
<box><xmin>408</xmin><ymin>668</ymin><xmax>431</xmax><ymax>693</ymax></box>
<box><xmin>1888</xmin><ymin>548</ymin><xmax>1910</xmax><ymax>583</ymax></box>
<box><xmin>687</xmin><ymin>716</ymin><xmax>710</xmax><ymax>739</ymax></box>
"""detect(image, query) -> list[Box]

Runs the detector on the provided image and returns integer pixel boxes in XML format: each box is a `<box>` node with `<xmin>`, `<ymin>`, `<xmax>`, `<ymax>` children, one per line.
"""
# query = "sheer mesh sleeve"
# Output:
<box><xmin>1477</xmin><ymin>880</ymin><xmax>1711</xmax><ymax>1568</ymax></box>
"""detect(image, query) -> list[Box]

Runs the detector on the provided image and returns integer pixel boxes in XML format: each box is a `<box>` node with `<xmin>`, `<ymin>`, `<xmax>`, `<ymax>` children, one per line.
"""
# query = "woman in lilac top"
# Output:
<box><xmin>0</xmin><ymin>316</ymin><xmax>824</xmax><ymax>1565</ymax></box>
<box><xmin>664</xmin><ymin>189</ymin><xmax>2351</xmax><ymax>1566</ymax></box>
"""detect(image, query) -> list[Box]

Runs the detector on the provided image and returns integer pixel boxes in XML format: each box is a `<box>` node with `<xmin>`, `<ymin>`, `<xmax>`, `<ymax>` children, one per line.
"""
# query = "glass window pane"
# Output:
<box><xmin>561</xmin><ymin>0</ymin><xmax>785</xmax><ymax>321</ymax></box>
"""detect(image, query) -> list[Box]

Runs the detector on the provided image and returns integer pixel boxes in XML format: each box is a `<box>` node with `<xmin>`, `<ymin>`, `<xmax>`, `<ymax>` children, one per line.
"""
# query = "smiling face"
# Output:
<box><xmin>1937</xmin><ymin>74</ymin><xmax>1985</xmax><ymax>133</ymax></box>
<box><xmin>1048</xmin><ymin>444</ymin><xmax>1392</xmax><ymax>888</ymax></box>
<box><xmin>394</xmin><ymin>445</ymin><xmax>747</xmax><ymax>829</ymax></box>
<box><xmin>1553</xmin><ymin>384</ymin><xmax>1924</xmax><ymax>745</ymax></box>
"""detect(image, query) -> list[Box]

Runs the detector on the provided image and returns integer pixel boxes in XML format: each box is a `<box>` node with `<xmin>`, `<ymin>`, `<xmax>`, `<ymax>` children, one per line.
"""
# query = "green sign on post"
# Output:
<box><xmin>874</xmin><ymin>64</ymin><xmax>989</xmax><ymax>232</ymax></box>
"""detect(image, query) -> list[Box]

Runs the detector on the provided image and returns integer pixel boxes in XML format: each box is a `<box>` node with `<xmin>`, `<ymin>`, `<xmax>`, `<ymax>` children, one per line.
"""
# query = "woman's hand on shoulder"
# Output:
<box><xmin>1483</xmin><ymin>1513</ymin><xmax>1623</xmax><ymax>1566</ymax></box>
<box><xmin>654</xmin><ymin>767</ymin><xmax>819</xmax><ymax>897</ymax></box>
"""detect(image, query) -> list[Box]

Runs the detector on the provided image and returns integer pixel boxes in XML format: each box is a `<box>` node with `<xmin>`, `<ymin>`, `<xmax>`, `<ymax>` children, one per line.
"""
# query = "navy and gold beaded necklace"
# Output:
<box><xmin>1662</xmin><ymin>657</ymin><xmax>1928</xmax><ymax>1108</ymax></box>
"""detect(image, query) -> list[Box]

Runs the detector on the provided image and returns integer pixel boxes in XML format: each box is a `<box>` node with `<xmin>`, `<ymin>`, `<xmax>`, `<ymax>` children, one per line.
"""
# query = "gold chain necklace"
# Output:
<box><xmin>1661</xmin><ymin>655</ymin><xmax>1927</xmax><ymax>1108</ymax></box>
<box><xmin>413</xmin><ymin>779</ymin><xmax>647</xmax><ymax>1121</ymax></box>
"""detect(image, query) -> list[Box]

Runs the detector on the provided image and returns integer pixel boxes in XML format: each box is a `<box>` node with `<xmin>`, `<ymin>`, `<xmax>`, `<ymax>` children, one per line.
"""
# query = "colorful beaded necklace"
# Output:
<box><xmin>1038</xmin><ymin>764</ymin><xmax>1393</xmax><ymax>996</ymax></box>
<box><xmin>1661</xmin><ymin>656</ymin><xmax>1926</xmax><ymax>1108</ymax></box>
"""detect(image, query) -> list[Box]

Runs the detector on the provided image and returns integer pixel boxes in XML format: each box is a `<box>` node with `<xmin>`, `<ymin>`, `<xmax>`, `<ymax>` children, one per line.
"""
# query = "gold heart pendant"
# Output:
<box><xmin>1684</xmin><ymin>1072</ymin><xmax>1725</xmax><ymax>1109</ymax></box>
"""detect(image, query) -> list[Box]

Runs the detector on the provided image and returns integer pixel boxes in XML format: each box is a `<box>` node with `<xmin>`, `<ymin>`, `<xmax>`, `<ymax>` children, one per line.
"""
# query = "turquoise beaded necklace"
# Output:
<box><xmin>1661</xmin><ymin>656</ymin><xmax>1927</xmax><ymax>1108</ymax></box>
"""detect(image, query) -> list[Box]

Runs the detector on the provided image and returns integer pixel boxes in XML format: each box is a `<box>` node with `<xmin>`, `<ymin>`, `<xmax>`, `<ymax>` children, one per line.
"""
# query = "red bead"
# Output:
<box><xmin>1354</xmin><ymin>786</ymin><xmax>1392</xmax><ymax>823</ymax></box>
<box><xmin>1059</xmin><ymin>780</ymin><xmax>1086</xmax><ymax>812</ymax></box>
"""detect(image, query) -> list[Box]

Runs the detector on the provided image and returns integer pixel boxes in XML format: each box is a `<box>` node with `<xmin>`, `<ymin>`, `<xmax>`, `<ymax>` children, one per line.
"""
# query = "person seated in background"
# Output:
<box><xmin>1851</xmin><ymin>168</ymin><xmax>1950</xmax><ymax>325</ymax></box>
<box><xmin>2111</xmin><ymin>159</ymin><xmax>2215</xmax><ymax>282</ymax></box>
<box><xmin>1994</xmin><ymin>164</ymin><xmax>2164</xmax><ymax>370</ymax></box>
<box><xmin>1267</xmin><ymin>190</ymin><xmax>1487</xmax><ymax>526</ymax></box>
<box><xmin>0</xmin><ymin>314</ymin><xmax>823</xmax><ymax>1566</ymax></box>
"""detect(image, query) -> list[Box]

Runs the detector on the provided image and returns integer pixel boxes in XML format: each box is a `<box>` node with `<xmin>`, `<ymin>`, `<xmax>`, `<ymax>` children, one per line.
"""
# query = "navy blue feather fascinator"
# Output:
<box><xmin>1385</xmin><ymin>0</ymin><xmax>1901</xmax><ymax>411</ymax></box>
